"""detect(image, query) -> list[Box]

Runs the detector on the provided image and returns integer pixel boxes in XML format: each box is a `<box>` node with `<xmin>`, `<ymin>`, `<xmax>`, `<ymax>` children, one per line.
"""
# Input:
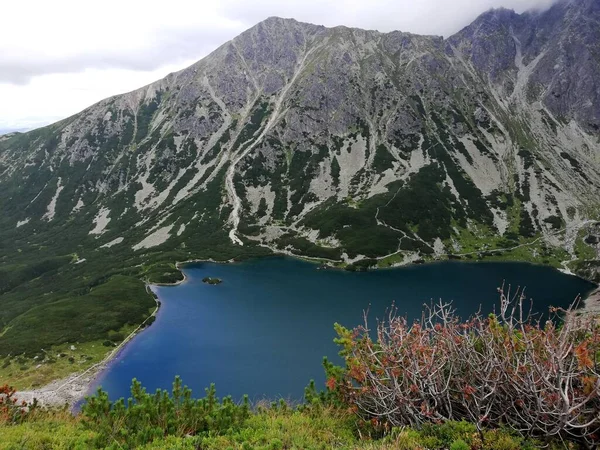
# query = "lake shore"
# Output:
<box><xmin>14</xmin><ymin>292</ymin><xmax>160</xmax><ymax>408</ymax></box>
<box><xmin>151</xmin><ymin>258</ymin><xmax>238</xmax><ymax>287</ymax></box>
<box><xmin>13</xmin><ymin>257</ymin><xmax>599</xmax><ymax>407</ymax></box>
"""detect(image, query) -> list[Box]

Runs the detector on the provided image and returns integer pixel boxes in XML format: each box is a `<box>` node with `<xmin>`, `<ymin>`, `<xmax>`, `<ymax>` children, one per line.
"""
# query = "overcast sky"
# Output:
<box><xmin>0</xmin><ymin>0</ymin><xmax>557</xmax><ymax>132</ymax></box>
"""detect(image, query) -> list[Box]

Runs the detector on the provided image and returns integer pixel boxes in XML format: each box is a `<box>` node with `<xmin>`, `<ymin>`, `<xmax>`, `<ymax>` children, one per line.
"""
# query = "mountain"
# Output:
<box><xmin>0</xmin><ymin>0</ymin><xmax>599</xmax><ymax>362</ymax></box>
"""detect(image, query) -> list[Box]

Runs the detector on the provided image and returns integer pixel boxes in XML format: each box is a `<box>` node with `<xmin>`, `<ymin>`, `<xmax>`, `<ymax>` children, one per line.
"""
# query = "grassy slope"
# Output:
<box><xmin>0</xmin><ymin>409</ymin><xmax>554</xmax><ymax>450</ymax></box>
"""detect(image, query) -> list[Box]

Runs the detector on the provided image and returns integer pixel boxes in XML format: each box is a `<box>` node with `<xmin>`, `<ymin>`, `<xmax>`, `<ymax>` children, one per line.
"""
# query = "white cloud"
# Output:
<box><xmin>0</xmin><ymin>0</ymin><xmax>558</xmax><ymax>130</ymax></box>
<box><xmin>216</xmin><ymin>0</ymin><xmax>556</xmax><ymax>36</ymax></box>
<box><xmin>0</xmin><ymin>61</ymin><xmax>196</xmax><ymax>130</ymax></box>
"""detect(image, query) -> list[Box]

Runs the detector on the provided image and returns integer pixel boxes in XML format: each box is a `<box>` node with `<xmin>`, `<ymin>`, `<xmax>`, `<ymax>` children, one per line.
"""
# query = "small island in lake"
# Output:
<box><xmin>202</xmin><ymin>277</ymin><xmax>223</xmax><ymax>285</ymax></box>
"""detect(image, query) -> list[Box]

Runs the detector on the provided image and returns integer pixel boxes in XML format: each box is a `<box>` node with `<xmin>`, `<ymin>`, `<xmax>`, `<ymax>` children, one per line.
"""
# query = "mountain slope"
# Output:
<box><xmin>0</xmin><ymin>1</ymin><xmax>599</xmax><ymax>367</ymax></box>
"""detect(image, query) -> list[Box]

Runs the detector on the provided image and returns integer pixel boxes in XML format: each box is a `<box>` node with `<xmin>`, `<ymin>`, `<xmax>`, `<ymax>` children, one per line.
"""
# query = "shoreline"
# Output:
<box><xmin>151</xmin><ymin>257</ymin><xmax>238</xmax><ymax>287</ymax></box>
<box><xmin>15</xmin><ymin>292</ymin><xmax>161</xmax><ymax>408</ymax></box>
<box><xmin>13</xmin><ymin>259</ymin><xmax>223</xmax><ymax>407</ymax></box>
<box><xmin>14</xmin><ymin>253</ymin><xmax>599</xmax><ymax>407</ymax></box>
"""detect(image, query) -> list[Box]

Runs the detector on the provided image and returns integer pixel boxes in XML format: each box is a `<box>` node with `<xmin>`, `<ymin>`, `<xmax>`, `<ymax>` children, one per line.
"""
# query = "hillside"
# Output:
<box><xmin>0</xmin><ymin>0</ymin><xmax>599</xmax><ymax>386</ymax></box>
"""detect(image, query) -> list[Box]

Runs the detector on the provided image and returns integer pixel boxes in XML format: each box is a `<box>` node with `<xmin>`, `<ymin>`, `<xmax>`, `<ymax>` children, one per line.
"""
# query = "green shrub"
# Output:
<box><xmin>81</xmin><ymin>376</ymin><xmax>250</xmax><ymax>449</ymax></box>
<box><xmin>450</xmin><ymin>439</ymin><xmax>470</xmax><ymax>450</ymax></box>
<box><xmin>107</xmin><ymin>331</ymin><xmax>125</xmax><ymax>342</ymax></box>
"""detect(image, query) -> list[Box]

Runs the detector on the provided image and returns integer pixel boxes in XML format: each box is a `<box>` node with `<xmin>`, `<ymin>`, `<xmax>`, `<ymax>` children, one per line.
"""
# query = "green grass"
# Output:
<box><xmin>377</xmin><ymin>252</ymin><xmax>407</xmax><ymax>267</ymax></box>
<box><xmin>0</xmin><ymin>416</ymin><xmax>97</xmax><ymax>450</ymax></box>
<box><xmin>0</xmin><ymin>340</ymin><xmax>109</xmax><ymax>390</ymax></box>
<box><xmin>478</xmin><ymin>243</ymin><xmax>570</xmax><ymax>268</ymax></box>
<box><xmin>0</xmin><ymin>114</ymin><xmax>597</xmax><ymax>399</ymax></box>
<box><xmin>198</xmin><ymin>407</ymin><xmax>358</xmax><ymax>449</ymax></box>
<box><xmin>0</xmin><ymin>320</ymin><xmax>141</xmax><ymax>390</ymax></box>
<box><xmin>0</xmin><ymin>408</ymin><xmax>557</xmax><ymax>450</ymax></box>
<box><xmin>446</xmin><ymin>216</ymin><xmax>570</xmax><ymax>268</ymax></box>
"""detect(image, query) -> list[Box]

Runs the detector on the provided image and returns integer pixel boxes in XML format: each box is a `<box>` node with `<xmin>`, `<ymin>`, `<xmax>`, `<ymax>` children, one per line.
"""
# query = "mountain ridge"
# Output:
<box><xmin>0</xmin><ymin>2</ymin><xmax>599</xmax><ymax>372</ymax></box>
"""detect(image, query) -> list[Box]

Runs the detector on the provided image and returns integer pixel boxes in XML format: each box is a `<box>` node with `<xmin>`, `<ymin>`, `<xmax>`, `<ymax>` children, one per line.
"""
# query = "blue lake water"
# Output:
<box><xmin>90</xmin><ymin>257</ymin><xmax>595</xmax><ymax>403</ymax></box>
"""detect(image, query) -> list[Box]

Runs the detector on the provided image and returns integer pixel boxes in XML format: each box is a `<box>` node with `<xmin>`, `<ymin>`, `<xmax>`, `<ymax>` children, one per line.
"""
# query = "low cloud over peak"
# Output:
<box><xmin>0</xmin><ymin>0</ymin><xmax>560</xmax><ymax>129</ymax></box>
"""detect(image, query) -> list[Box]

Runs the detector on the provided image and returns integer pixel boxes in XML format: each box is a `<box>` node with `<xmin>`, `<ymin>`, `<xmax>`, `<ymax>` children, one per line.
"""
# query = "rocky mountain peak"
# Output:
<box><xmin>0</xmin><ymin>2</ymin><xmax>598</xmax><ymax>288</ymax></box>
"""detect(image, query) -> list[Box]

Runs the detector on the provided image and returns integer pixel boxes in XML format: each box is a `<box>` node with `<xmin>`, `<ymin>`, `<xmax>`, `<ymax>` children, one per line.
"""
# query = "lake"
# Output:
<box><xmin>90</xmin><ymin>257</ymin><xmax>595</xmax><ymax>403</ymax></box>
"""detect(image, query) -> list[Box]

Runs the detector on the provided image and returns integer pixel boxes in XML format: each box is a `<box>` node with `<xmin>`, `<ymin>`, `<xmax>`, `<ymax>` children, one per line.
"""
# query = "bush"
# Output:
<box><xmin>107</xmin><ymin>331</ymin><xmax>125</xmax><ymax>342</ymax></box>
<box><xmin>331</xmin><ymin>286</ymin><xmax>600</xmax><ymax>447</ymax></box>
<box><xmin>0</xmin><ymin>384</ymin><xmax>38</xmax><ymax>425</ymax></box>
<box><xmin>81</xmin><ymin>376</ymin><xmax>250</xmax><ymax>448</ymax></box>
<box><xmin>450</xmin><ymin>439</ymin><xmax>470</xmax><ymax>450</ymax></box>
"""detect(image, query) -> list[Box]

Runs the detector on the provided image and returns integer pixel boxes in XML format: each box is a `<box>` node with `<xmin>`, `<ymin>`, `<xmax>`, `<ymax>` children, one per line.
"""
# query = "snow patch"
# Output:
<box><xmin>177</xmin><ymin>223</ymin><xmax>186</xmax><ymax>236</ymax></box>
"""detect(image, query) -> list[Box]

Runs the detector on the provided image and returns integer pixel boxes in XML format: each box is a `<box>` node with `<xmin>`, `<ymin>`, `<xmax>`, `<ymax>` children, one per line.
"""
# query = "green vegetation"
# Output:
<box><xmin>372</xmin><ymin>144</ymin><xmax>395</xmax><ymax>172</ymax></box>
<box><xmin>3</xmin><ymin>293</ymin><xmax>593</xmax><ymax>450</ymax></box>
<box><xmin>276</xmin><ymin>233</ymin><xmax>343</xmax><ymax>260</ymax></box>
<box><xmin>0</xmin><ymin>256</ymin><xmax>71</xmax><ymax>295</ymax></box>
<box><xmin>575</xmin><ymin>229</ymin><xmax>597</xmax><ymax>260</ymax></box>
<box><xmin>0</xmin><ymin>401</ymin><xmax>551</xmax><ymax>450</ymax></box>
<box><xmin>0</xmin><ymin>128</ymin><xmax>271</xmax><ymax>388</ymax></box>
<box><xmin>0</xmin><ymin>339</ymin><xmax>112</xmax><ymax>390</ymax></box>
<box><xmin>0</xmin><ymin>66</ymin><xmax>598</xmax><ymax>408</ymax></box>
<box><xmin>135</xmin><ymin>94</ymin><xmax>162</xmax><ymax>143</ymax></box>
<box><xmin>0</xmin><ymin>276</ymin><xmax>150</xmax><ymax>357</ymax></box>
<box><xmin>328</xmin><ymin>292</ymin><xmax>600</xmax><ymax>448</ymax></box>
<box><xmin>202</xmin><ymin>277</ymin><xmax>223</xmax><ymax>285</ymax></box>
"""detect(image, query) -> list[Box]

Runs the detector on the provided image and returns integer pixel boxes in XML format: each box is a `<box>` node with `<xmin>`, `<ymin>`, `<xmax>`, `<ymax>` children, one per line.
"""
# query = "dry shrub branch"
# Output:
<box><xmin>333</xmin><ymin>285</ymin><xmax>600</xmax><ymax>447</ymax></box>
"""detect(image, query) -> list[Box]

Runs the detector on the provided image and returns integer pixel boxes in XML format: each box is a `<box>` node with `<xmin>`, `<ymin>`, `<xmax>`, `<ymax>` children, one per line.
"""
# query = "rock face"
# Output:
<box><xmin>1</xmin><ymin>0</ymin><xmax>599</xmax><ymax>272</ymax></box>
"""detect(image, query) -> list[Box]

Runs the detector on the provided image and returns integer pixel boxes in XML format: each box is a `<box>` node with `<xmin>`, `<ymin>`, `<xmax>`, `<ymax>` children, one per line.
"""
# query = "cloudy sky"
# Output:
<box><xmin>0</xmin><ymin>0</ymin><xmax>557</xmax><ymax>132</ymax></box>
